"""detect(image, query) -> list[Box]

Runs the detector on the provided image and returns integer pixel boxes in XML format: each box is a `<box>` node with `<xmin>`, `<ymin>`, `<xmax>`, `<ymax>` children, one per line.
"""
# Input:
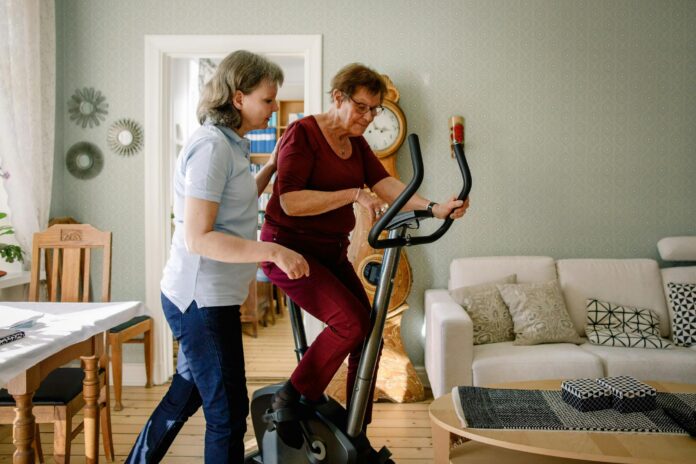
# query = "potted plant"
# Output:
<box><xmin>0</xmin><ymin>212</ymin><xmax>24</xmax><ymax>277</ymax></box>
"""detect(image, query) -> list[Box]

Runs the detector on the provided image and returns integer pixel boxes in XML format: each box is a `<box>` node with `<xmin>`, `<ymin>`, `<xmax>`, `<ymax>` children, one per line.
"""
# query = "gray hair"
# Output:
<box><xmin>197</xmin><ymin>50</ymin><xmax>284</xmax><ymax>128</ymax></box>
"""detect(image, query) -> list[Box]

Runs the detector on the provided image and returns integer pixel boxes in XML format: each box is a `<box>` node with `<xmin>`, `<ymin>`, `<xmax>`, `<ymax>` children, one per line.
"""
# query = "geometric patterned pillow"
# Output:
<box><xmin>586</xmin><ymin>327</ymin><xmax>673</xmax><ymax>349</ymax></box>
<box><xmin>585</xmin><ymin>299</ymin><xmax>673</xmax><ymax>349</ymax></box>
<box><xmin>667</xmin><ymin>282</ymin><xmax>696</xmax><ymax>347</ymax></box>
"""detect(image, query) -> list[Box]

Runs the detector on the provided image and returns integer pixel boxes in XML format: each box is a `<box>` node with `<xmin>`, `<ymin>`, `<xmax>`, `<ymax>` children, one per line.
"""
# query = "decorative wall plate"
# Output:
<box><xmin>107</xmin><ymin>118</ymin><xmax>143</xmax><ymax>156</ymax></box>
<box><xmin>68</xmin><ymin>87</ymin><xmax>109</xmax><ymax>128</ymax></box>
<box><xmin>66</xmin><ymin>142</ymin><xmax>104</xmax><ymax>179</ymax></box>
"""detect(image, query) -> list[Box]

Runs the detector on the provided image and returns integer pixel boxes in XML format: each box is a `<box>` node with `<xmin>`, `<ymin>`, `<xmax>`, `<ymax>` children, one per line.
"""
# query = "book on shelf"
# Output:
<box><xmin>246</xmin><ymin>127</ymin><xmax>277</xmax><ymax>153</ymax></box>
<box><xmin>287</xmin><ymin>113</ymin><xmax>304</xmax><ymax>124</ymax></box>
<box><xmin>258</xmin><ymin>192</ymin><xmax>271</xmax><ymax>211</ymax></box>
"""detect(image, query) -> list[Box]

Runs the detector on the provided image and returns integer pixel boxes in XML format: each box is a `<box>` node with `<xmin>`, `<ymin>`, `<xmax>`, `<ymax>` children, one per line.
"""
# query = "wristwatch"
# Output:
<box><xmin>426</xmin><ymin>201</ymin><xmax>437</xmax><ymax>215</ymax></box>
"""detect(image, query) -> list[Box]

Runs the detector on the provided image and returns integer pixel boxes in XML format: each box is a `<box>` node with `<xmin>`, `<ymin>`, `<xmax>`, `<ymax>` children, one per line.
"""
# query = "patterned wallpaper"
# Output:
<box><xmin>54</xmin><ymin>0</ymin><xmax>696</xmax><ymax>367</ymax></box>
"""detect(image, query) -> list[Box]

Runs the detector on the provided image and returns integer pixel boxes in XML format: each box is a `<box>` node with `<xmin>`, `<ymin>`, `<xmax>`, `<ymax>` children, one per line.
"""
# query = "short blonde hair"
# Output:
<box><xmin>197</xmin><ymin>50</ymin><xmax>284</xmax><ymax>128</ymax></box>
<box><xmin>330</xmin><ymin>63</ymin><xmax>386</xmax><ymax>102</ymax></box>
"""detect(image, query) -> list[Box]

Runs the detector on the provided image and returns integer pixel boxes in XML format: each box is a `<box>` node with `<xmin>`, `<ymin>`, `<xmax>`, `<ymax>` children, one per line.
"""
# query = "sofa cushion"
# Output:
<box><xmin>498</xmin><ymin>280</ymin><xmax>582</xmax><ymax>345</ymax></box>
<box><xmin>586</xmin><ymin>299</ymin><xmax>661</xmax><ymax>335</ymax></box>
<box><xmin>661</xmin><ymin>266</ymin><xmax>696</xmax><ymax>327</ymax></box>
<box><xmin>450</xmin><ymin>274</ymin><xmax>516</xmax><ymax>345</ymax></box>
<box><xmin>585</xmin><ymin>299</ymin><xmax>672</xmax><ymax>349</ymax></box>
<box><xmin>448</xmin><ymin>256</ymin><xmax>556</xmax><ymax>290</ymax></box>
<box><xmin>587</xmin><ymin>327</ymin><xmax>673</xmax><ymax>349</ymax></box>
<box><xmin>472</xmin><ymin>341</ymin><xmax>604</xmax><ymax>386</ymax></box>
<box><xmin>666</xmin><ymin>282</ymin><xmax>696</xmax><ymax>347</ymax></box>
<box><xmin>657</xmin><ymin>236</ymin><xmax>696</xmax><ymax>261</ymax></box>
<box><xmin>580</xmin><ymin>343</ymin><xmax>696</xmax><ymax>384</ymax></box>
<box><xmin>557</xmin><ymin>259</ymin><xmax>669</xmax><ymax>337</ymax></box>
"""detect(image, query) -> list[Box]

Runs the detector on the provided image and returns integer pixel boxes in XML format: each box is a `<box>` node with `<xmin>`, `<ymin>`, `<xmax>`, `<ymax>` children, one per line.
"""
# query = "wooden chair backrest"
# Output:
<box><xmin>28</xmin><ymin>224</ymin><xmax>112</xmax><ymax>303</ymax></box>
<box><xmin>45</xmin><ymin>216</ymin><xmax>81</xmax><ymax>298</ymax></box>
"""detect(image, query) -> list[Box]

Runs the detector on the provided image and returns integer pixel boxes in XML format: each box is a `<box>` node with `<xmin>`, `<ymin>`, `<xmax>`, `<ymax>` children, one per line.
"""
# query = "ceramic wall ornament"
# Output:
<box><xmin>66</xmin><ymin>142</ymin><xmax>104</xmax><ymax>180</ymax></box>
<box><xmin>107</xmin><ymin>118</ymin><xmax>143</xmax><ymax>156</ymax></box>
<box><xmin>68</xmin><ymin>87</ymin><xmax>109</xmax><ymax>128</ymax></box>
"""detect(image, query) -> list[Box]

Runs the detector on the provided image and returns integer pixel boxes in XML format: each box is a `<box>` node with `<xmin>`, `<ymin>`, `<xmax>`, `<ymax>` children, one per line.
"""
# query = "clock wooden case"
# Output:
<box><xmin>363</xmin><ymin>99</ymin><xmax>406</xmax><ymax>158</ymax></box>
<box><xmin>339</xmin><ymin>76</ymin><xmax>424</xmax><ymax>403</ymax></box>
<box><xmin>362</xmin><ymin>75</ymin><xmax>406</xmax><ymax>178</ymax></box>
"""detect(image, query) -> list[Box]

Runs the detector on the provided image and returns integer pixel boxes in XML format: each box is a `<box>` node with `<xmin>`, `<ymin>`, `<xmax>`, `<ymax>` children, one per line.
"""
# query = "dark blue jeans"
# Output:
<box><xmin>126</xmin><ymin>294</ymin><xmax>248</xmax><ymax>463</ymax></box>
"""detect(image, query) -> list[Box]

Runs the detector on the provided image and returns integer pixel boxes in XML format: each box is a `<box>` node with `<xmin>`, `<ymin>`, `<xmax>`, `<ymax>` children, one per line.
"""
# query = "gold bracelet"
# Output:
<box><xmin>353</xmin><ymin>188</ymin><xmax>360</xmax><ymax>202</ymax></box>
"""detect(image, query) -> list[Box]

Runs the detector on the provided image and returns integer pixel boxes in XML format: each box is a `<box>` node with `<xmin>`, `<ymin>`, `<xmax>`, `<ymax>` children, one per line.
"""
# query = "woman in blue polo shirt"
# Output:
<box><xmin>126</xmin><ymin>50</ymin><xmax>309</xmax><ymax>464</ymax></box>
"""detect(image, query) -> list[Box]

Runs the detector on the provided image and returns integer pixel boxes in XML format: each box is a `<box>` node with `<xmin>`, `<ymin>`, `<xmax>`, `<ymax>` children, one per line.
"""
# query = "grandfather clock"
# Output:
<box><xmin>330</xmin><ymin>75</ymin><xmax>425</xmax><ymax>403</ymax></box>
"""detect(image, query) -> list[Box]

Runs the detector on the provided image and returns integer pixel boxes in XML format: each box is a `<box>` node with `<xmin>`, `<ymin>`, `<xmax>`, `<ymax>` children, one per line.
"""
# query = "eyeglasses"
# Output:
<box><xmin>344</xmin><ymin>94</ymin><xmax>384</xmax><ymax>116</ymax></box>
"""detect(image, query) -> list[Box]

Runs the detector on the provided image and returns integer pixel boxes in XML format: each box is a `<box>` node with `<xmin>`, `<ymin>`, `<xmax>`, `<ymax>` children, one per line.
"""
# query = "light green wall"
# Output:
<box><xmin>54</xmin><ymin>0</ymin><xmax>696</xmax><ymax>368</ymax></box>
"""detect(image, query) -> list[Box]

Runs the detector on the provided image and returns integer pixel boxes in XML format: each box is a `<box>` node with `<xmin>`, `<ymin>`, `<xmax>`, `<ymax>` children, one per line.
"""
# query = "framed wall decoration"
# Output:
<box><xmin>66</xmin><ymin>142</ymin><xmax>104</xmax><ymax>179</ymax></box>
<box><xmin>68</xmin><ymin>87</ymin><xmax>109</xmax><ymax>128</ymax></box>
<box><xmin>107</xmin><ymin>118</ymin><xmax>143</xmax><ymax>156</ymax></box>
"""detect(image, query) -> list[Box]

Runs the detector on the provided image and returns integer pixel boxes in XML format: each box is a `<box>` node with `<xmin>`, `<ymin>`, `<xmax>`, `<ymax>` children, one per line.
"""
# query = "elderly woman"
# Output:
<box><xmin>260</xmin><ymin>63</ymin><xmax>468</xmax><ymax>448</ymax></box>
<box><xmin>126</xmin><ymin>51</ymin><xmax>309</xmax><ymax>464</ymax></box>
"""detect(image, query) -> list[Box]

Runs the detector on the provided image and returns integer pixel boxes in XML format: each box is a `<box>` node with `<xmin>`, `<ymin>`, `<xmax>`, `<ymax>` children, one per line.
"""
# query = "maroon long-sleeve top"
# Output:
<box><xmin>262</xmin><ymin>116</ymin><xmax>389</xmax><ymax>240</ymax></box>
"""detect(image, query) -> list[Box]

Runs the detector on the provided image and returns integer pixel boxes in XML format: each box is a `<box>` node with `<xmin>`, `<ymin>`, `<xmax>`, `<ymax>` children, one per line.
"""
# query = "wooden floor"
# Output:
<box><xmin>0</xmin><ymin>312</ymin><xmax>435</xmax><ymax>463</ymax></box>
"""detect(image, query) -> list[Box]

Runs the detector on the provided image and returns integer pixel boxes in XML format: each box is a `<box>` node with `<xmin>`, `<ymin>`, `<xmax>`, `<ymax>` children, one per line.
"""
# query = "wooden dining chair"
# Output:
<box><xmin>0</xmin><ymin>224</ymin><xmax>115</xmax><ymax>463</ymax></box>
<box><xmin>46</xmin><ymin>216</ymin><xmax>153</xmax><ymax>412</ymax></box>
<box><xmin>108</xmin><ymin>314</ymin><xmax>153</xmax><ymax>410</ymax></box>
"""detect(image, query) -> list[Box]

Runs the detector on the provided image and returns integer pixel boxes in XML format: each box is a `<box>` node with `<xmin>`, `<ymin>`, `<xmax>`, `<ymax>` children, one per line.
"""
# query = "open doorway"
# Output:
<box><xmin>168</xmin><ymin>53</ymin><xmax>305</xmax><ymax>377</ymax></box>
<box><xmin>144</xmin><ymin>35</ymin><xmax>322</xmax><ymax>385</ymax></box>
<box><xmin>170</xmin><ymin>54</ymin><xmax>306</xmax><ymax>167</ymax></box>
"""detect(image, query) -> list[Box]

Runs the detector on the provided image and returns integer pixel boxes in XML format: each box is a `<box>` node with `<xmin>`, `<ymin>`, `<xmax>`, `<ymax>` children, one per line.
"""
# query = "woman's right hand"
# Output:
<box><xmin>355</xmin><ymin>189</ymin><xmax>389</xmax><ymax>222</ymax></box>
<box><xmin>272</xmin><ymin>244</ymin><xmax>310</xmax><ymax>280</ymax></box>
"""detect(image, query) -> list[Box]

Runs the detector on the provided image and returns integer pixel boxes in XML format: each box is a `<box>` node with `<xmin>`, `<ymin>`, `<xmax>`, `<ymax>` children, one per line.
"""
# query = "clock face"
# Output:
<box><xmin>363</xmin><ymin>104</ymin><xmax>404</xmax><ymax>157</ymax></box>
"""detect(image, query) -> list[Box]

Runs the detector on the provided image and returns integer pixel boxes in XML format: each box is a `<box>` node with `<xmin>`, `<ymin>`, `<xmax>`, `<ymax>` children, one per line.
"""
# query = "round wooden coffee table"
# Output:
<box><xmin>429</xmin><ymin>379</ymin><xmax>696</xmax><ymax>464</ymax></box>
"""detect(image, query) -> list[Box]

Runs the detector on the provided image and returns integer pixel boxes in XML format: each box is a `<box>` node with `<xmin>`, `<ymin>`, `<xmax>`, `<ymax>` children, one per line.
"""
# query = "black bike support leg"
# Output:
<box><xmin>346</xmin><ymin>227</ymin><xmax>405</xmax><ymax>437</ymax></box>
<box><xmin>288</xmin><ymin>299</ymin><xmax>308</xmax><ymax>363</ymax></box>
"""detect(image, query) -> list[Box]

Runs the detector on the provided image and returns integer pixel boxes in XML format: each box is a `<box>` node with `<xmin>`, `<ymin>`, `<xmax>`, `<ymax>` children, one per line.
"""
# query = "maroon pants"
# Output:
<box><xmin>260</xmin><ymin>226</ymin><xmax>380</xmax><ymax>424</ymax></box>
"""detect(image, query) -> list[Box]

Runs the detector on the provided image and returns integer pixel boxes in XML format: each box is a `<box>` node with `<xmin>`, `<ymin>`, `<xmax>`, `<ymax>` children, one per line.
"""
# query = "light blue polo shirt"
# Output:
<box><xmin>161</xmin><ymin>122</ymin><xmax>258</xmax><ymax>312</ymax></box>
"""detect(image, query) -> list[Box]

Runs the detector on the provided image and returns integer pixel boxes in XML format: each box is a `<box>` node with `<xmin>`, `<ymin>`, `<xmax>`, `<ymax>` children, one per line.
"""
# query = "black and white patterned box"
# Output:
<box><xmin>561</xmin><ymin>378</ymin><xmax>613</xmax><ymax>412</ymax></box>
<box><xmin>596</xmin><ymin>376</ymin><xmax>657</xmax><ymax>413</ymax></box>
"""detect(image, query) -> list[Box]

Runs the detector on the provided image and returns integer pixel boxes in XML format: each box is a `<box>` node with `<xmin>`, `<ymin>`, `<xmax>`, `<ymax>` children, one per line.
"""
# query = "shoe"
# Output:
<box><xmin>271</xmin><ymin>381</ymin><xmax>304</xmax><ymax>449</ymax></box>
<box><xmin>367</xmin><ymin>446</ymin><xmax>394</xmax><ymax>464</ymax></box>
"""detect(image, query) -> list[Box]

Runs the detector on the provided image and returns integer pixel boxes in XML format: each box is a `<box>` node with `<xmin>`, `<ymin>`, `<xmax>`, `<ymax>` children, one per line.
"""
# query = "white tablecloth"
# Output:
<box><xmin>0</xmin><ymin>301</ymin><xmax>146</xmax><ymax>386</ymax></box>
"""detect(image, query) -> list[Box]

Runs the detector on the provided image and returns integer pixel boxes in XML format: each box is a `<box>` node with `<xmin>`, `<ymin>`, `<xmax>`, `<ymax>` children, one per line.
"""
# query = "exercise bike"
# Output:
<box><xmin>245</xmin><ymin>121</ymin><xmax>472</xmax><ymax>464</ymax></box>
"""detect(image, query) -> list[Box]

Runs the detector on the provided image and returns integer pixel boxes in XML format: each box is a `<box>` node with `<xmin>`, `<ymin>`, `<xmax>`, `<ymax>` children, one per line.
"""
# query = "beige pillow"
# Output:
<box><xmin>497</xmin><ymin>280</ymin><xmax>582</xmax><ymax>346</ymax></box>
<box><xmin>450</xmin><ymin>274</ymin><xmax>516</xmax><ymax>345</ymax></box>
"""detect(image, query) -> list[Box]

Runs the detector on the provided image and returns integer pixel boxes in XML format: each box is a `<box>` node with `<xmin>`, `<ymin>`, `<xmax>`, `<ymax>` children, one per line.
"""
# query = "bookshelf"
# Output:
<box><xmin>277</xmin><ymin>99</ymin><xmax>304</xmax><ymax>137</ymax></box>
<box><xmin>249</xmin><ymin>99</ymin><xmax>304</xmax><ymax>163</ymax></box>
<box><xmin>242</xmin><ymin>100</ymin><xmax>303</xmax><ymax>337</ymax></box>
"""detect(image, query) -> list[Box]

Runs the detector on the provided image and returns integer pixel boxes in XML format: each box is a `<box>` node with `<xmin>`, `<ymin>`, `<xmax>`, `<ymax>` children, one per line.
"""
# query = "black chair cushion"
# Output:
<box><xmin>0</xmin><ymin>368</ymin><xmax>85</xmax><ymax>405</ymax></box>
<box><xmin>110</xmin><ymin>315</ymin><xmax>151</xmax><ymax>333</ymax></box>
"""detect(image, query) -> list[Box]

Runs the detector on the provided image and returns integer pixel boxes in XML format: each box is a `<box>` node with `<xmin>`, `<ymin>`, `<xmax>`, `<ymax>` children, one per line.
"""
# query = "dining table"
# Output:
<box><xmin>0</xmin><ymin>301</ymin><xmax>146</xmax><ymax>464</ymax></box>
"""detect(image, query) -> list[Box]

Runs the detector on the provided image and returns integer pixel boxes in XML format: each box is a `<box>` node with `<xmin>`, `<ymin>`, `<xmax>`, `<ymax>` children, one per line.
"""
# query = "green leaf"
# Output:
<box><xmin>0</xmin><ymin>244</ymin><xmax>23</xmax><ymax>263</ymax></box>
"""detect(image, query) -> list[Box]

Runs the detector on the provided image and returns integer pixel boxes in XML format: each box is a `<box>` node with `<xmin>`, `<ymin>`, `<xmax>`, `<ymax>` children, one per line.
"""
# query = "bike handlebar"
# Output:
<box><xmin>367</xmin><ymin>133</ymin><xmax>472</xmax><ymax>249</ymax></box>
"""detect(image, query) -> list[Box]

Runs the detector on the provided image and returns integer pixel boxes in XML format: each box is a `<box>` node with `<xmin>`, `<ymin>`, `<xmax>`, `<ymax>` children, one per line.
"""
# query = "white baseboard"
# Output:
<box><xmin>415</xmin><ymin>365</ymin><xmax>430</xmax><ymax>388</ymax></box>
<box><xmin>109</xmin><ymin>362</ymin><xmax>150</xmax><ymax>387</ymax></box>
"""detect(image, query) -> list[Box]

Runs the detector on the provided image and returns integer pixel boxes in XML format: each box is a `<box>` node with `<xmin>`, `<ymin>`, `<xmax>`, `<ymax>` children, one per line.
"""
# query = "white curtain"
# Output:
<box><xmin>0</xmin><ymin>0</ymin><xmax>55</xmax><ymax>269</ymax></box>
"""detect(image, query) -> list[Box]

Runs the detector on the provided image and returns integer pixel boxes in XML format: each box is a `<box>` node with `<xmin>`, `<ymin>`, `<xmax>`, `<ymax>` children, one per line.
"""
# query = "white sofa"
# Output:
<box><xmin>424</xmin><ymin>256</ymin><xmax>696</xmax><ymax>398</ymax></box>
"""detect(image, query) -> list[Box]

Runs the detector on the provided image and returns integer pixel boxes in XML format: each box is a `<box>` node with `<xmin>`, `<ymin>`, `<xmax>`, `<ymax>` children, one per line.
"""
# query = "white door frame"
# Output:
<box><xmin>144</xmin><ymin>34</ymin><xmax>323</xmax><ymax>384</ymax></box>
